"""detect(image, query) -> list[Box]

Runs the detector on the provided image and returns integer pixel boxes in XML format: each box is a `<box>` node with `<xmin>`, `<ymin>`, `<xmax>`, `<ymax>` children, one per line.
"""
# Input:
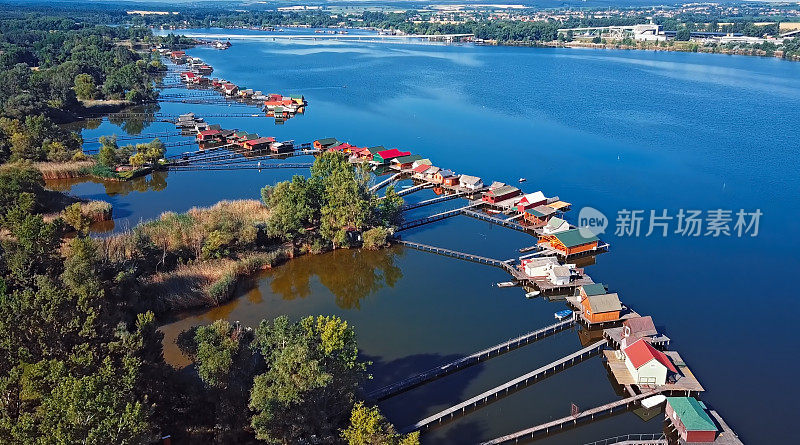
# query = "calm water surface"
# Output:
<box><xmin>62</xmin><ymin>29</ymin><xmax>800</xmax><ymax>443</ymax></box>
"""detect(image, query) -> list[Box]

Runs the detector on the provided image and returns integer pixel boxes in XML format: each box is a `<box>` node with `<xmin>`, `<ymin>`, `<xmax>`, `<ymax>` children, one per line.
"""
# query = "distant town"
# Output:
<box><xmin>131</xmin><ymin>2</ymin><xmax>800</xmax><ymax>60</ymax></box>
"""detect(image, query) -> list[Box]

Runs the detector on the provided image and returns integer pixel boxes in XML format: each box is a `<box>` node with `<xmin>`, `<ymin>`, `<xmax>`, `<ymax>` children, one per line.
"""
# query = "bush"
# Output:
<box><xmin>362</xmin><ymin>227</ymin><xmax>390</xmax><ymax>250</ymax></box>
<box><xmin>63</xmin><ymin>202</ymin><xmax>91</xmax><ymax>234</ymax></box>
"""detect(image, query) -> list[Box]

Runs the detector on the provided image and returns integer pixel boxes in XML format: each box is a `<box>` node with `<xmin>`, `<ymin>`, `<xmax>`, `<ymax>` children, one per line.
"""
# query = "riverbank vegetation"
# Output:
<box><xmin>0</xmin><ymin>150</ymin><xmax>413</xmax><ymax>443</ymax></box>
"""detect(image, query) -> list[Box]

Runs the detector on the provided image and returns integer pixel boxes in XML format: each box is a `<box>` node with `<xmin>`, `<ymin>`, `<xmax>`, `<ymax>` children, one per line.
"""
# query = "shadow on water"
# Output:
<box><xmin>267</xmin><ymin>246</ymin><xmax>405</xmax><ymax>310</ymax></box>
<box><xmin>361</xmin><ymin>351</ymin><xmax>474</xmax><ymax>394</ymax></box>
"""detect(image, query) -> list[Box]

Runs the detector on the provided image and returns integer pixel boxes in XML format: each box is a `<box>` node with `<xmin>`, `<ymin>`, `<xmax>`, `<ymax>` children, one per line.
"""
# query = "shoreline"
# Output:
<box><xmin>158</xmin><ymin>25</ymin><xmax>800</xmax><ymax>62</ymax></box>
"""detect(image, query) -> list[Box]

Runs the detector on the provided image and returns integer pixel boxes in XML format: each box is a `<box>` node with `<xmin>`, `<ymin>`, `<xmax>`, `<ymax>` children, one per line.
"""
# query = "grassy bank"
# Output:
<box><xmin>143</xmin><ymin>250</ymin><xmax>289</xmax><ymax>311</ymax></box>
<box><xmin>35</xmin><ymin>160</ymin><xmax>96</xmax><ymax>180</ymax></box>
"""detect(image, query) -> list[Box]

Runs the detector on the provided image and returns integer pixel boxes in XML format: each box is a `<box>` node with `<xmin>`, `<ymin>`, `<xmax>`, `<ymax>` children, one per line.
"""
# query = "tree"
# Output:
<box><xmin>249</xmin><ymin>315</ymin><xmax>367</xmax><ymax>443</ymax></box>
<box><xmin>193</xmin><ymin>320</ymin><xmax>245</xmax><ymax>389</ymax></box>
<box><xmin>263</xmin><ymin>175</ymin><xmax>320</xmax><ymax>241</ymax></box>
<box><xmin>342</xmin><ymin>402</ymin><xmax>419</xmax><ymax>445</ymax></box>
<box><xmin>97</xmin><ymin>135</ymin><xmax>119</xmax><ymax>167</ymax></box>
<box><xmin>676</xmin><ymin>28</ymin><xmax>691</xmax><ymax>42</ymax></box>
<box><xmin>74</xmin><ymin>73</ymin><xmax>97</xmax><ymax>100</ymax></box>
<box><xmin>374</xmin><ymin>185</ymin><xmax>403</xmax><ymax>227</ymax></box>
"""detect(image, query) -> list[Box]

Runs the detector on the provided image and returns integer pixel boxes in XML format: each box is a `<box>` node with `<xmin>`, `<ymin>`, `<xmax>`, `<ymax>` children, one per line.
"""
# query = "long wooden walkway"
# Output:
<box><xmin>167</xmin><ymin>163</ymin><xmax>313</xmax><ymax>171</ymax></box>
<box><xmin>401</xmin><ymin>340</ymin><xmax>607</xmax><ymax>433</ymax></box>
<box><xmin>370</xmin><ymin>172</ymin><xmax>402</xmax><ymax>192</ymax></box>
<box><xmin>479</xmin><ymin>389</ymin><xmax>664</xmax><ymax>444</ymax></box>
<box><xmin>395</xmin><ymin>240</ymin><xmax>508</xmax><ymax>268</ymax></box>
<box><xmin>402</xmin><ymin>188</ymin><xmax>479</xmax><ymax>211</ymax></box>
<box><xmin>462</xmin><ymin>209</ymin><xmax>532</xmax><ymax>233</ymax></box>
<box><xmin>581</xmin><ymin>434</ymin><xmax>667</xmax><ymax>445</ymax></box>
<box><xmin>367</xmin><ymin>318</ymin><xmax>576</xmax><ymax>402</ymax></box>
<box><xmin>395</xmin><ymin>206</ymin><xmax>470</xmax><ymax>232</ymax></box>
<box><xmin>396</xmin><ymin>183</ymin><xmax>431</xmax><ymax>197</ymax></box>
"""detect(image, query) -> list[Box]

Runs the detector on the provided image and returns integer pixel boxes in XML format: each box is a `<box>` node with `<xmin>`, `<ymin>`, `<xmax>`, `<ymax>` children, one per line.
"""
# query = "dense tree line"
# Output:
<box><xmin>0</xmin><ymin>10</ymin><xmax>165</xmax><ymax>123</ymax></box>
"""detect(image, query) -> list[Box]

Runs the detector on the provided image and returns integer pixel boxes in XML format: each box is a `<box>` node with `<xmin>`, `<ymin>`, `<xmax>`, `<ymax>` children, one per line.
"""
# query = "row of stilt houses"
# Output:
<box><xmin>311</xmin><ymin>136</ymin><xmax>742</xmax><ymax>444</ymax></box>
<box><xmin>161</xmin><ymin>122</ymin><xmax>739</xmax><ymax>443</ymax></box>
<box><xmin>164</xmin><ymin>49</ymin><xmax>307</xmax><ymax>121</ymax></box>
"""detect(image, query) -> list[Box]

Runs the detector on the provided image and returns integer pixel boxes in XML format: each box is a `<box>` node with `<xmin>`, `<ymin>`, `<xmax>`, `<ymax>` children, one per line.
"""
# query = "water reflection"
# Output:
<box><xmin>46</xmin><ymin>170</ymin><xmax>170</xmax><ymax>195</ymax></box>
<box><xmin>268</xmin><ymin>246</ymin><xmax>404</xmax><ymax>309</ymax></box>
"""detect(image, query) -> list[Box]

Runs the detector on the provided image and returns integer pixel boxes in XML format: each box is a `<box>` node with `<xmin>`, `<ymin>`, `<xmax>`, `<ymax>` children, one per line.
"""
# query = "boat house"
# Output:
<box><xmin>523</xmin><ymin>204</ymin><xmax>557</xmax><ymax>225</ymax></box>
<box><xmin>665</xmin><ymin>397</ymin><xmax>719</xmax><ymax>443</ymax></box>
<box><xmin>621</xmin><ymin>316</ymin><xmax>658</xmax><ymax>348</ymax></box>
<box><xmin>482</xmin><ymin>185</ymin><xmax>521</xmax><ymax>204</ymax></box>
<box><xmin>623</xmin><ymin>338</ymin><xmax>678</xmax><ymax>386</ymax></box>
<box><xmin>538</xmin><ymin>228</ymin><xmax>599</xmax><ymax>256</ymax></box>
<box><xmin>391</xmin><ymin>154</ymin><xmax>422</xmax><ymax>170</ymax></box>
<box><xmin>542</xmin><ymin>216</ymin><xmax>570</xmax><ymax>234</ymax></box>
<box><xmin>196</xmin><ymin>129</ymin><xmax>222</xmax><ymax>142</ymax></box>
<box><xmin>459</xmin><ymin>174</ymin><xmax>483</xmax><ymax>190</ymax></box>
<box><xmin>516</xmin><ymin>191</ymin><xmax>547</xmax><ymax>211</ymax></box>
<box><xmin>580</xmin><ymin>291</ymin><xmax>622</xmax><ymax>323</ymax></box>
<box><xmin>373</xmin><ymin>149</ymin><xmax>410</xmax><ymax>164</ymax></box>
<box><xmin>314</xmin><ymin>138</ymin><xmax>339</xmax><ymax>150</ymax></box>
<box><xmin>243</xmin><ymin>137</ymin><xmax>275</xmax><ymax>151</ymax></box>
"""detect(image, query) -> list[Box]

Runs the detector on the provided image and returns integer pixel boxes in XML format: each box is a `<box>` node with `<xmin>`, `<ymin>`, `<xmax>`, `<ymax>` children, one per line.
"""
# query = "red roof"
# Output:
<box><xmin>624</xmin><ymin>338</ymin><xmax>678</xmax><ymax>373</ymax></box>
<box><xmin>198</xmin><ymin>129</ymin><xmax>221</xmax><ymax>137</ymax></box>
<box><xmin>412</xmin><ymin>164</ymin><xmax>429</xmax><ymax>173</ymax></box>
<box><xmin>376</xmin><ymin>149</ymin><xmax>410</xmax><ymax>160</ymax></box>
<box><xmin>182</xmin><ymin>72</ymin><xmax>196</xmax><ymax>78</ymax></box>
<box><xmin>331</xmin><ymin>143</ymin><xmax>355</xmax><ymax>151</ymax></box>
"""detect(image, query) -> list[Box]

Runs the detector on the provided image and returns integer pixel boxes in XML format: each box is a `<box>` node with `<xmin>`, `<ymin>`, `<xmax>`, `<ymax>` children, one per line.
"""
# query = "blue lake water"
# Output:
<box><xmin>62</xmin><ymin>28</ymin><xmax>800</xmax><ymax>443</ymax></box>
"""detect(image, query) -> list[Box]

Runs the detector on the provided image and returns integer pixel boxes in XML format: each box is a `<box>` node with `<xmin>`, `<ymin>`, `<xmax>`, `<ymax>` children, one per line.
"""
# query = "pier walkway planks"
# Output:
<box><xmin>480</xmin><ymin>389</ymin><xmax>665</xmax><ymax>444</ymax></box>
<box><xmin>370</xmin><ymin>172</ymin><xmax>402</xmax><ymax>192</ymax></box>
<box><xmin>366</xmin><ymin>318</ymin><xmax>576</xmax><ymax>402</ymax></box>
<box><xmin>401</xmin><ymin>340</ymin><xmax>607</xmax><ymax>433</ymax></box>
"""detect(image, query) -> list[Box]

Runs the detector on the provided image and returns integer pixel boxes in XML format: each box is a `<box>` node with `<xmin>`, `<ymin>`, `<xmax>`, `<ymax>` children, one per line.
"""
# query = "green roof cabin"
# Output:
<box><xmin>665</xmin><ymin>397</ymin><xmax>718</xmax><ymax>443</ymax></box>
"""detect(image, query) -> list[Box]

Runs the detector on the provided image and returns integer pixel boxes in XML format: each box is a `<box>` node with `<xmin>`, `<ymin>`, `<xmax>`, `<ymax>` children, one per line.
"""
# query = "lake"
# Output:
<box><xmin>63</xmin><ymin>28</ymin><xmax>800</xmax><ymax>443</ymax></box>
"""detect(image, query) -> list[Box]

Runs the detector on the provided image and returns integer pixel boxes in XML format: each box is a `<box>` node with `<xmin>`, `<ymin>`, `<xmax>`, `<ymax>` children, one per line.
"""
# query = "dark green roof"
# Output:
<box><xmin>553</xmin><ymin>229</ymin><xmax>599</xmax><ymax>248</ymax></box>
<box><xmin>581</xmin><ymin>283</ymin><xmax>607</xmax><ymax>296</ymax></box>
<box><xmin>392</xmin><ymin>154</ymin><xmax>422</xmax><ymax>164</ymax></box>
<box><xmin>316</xmin><ymin>137</ymin><xmax>339</xmax><ymax>146</ymax></box>
<box><xmin>666</xmin><ymin>397</ymin><xmax>717</xmax><ymax>432</ymax></box>
<box><xmin>368</xmin><ymin>146</ymin><xmax>385</xmax><ymax>155</ymax></box>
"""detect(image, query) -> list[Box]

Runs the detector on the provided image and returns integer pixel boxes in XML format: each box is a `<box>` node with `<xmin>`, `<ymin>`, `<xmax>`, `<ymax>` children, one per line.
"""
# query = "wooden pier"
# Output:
<box><xmin>167</xmin><ymin>162</ymin><xmax>314</xmax><ymax>171</ymax></box>
<box><xmin>402</xmin><ymin>188</ymin><xmax>482</xmax><ymax>211</ymax></box>
<box><xmin>395</xmin><ymin>183</ymin><xmax>431</xmax><ymax>197</ymax></box>
<box><xmin>479</xmin><ymin>389</ymin><xmax>665</xmax><ymax>444</ymax></box>
<box><xmin>395</xmin><ymin>240</ymin><xmax>509</xmax><ymax>268</ymax></box>
<box><xmin>370</xmin><ymin>172</ymin><xmax>402</xmax><ymax>192</ymax></box>
<box><xmin>401</xmin><ymin>340</ymin><xmax>607</xmax><ymax>433</ymax></box>
<box><xmin>367</xmin><ymin>318</ymin><xmax>576</xmax><ymax>402</ymax></box>
<box><xmin>462</xmin><ymin>209</ymin><xmax>533</xmax><ymax>233</ymax></box>
<box><xmin>581</xmin><ymin>433</ymin><xmax>667</xmax><ymax>445</ymax></box>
